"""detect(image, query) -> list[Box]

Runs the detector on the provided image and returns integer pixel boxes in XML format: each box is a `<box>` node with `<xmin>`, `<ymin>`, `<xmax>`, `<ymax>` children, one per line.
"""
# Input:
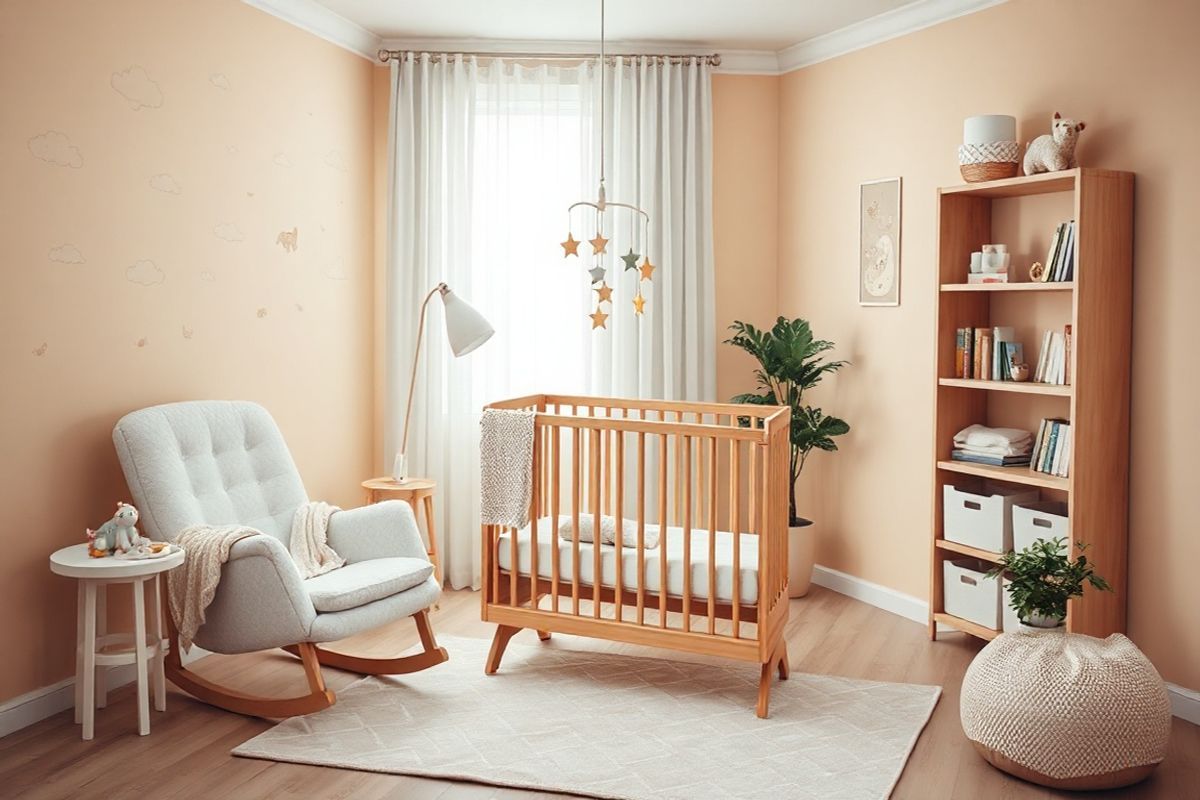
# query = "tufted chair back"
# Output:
<box><xmin>113</xmin><ymin>401</ymin><xmax>309</xmax><ymax>543</ymax></box>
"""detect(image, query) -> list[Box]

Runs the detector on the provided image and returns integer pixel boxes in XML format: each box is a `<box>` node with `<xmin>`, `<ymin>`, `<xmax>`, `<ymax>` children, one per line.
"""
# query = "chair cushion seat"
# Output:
<box><xmin>304</xmin><ymin>557</ymin><xmax>434</xmax><ymax>613</ymax></box>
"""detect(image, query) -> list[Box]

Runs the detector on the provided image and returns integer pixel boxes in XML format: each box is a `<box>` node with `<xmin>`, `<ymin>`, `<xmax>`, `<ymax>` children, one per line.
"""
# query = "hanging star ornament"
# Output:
<box><xmin>621</xmin><ymin>248</ymin><xmax>640</xmax><ymax>272</ymax></box>
<box><xmin>590</xmin><ymin>306</ymin><xmax>609</xmax><ymax>329</ymax></box>
<box><xmin>588</xmin><ymin>265</ymin><xmax>607</xmax><ymax>284</ymax></box>
<box><xmin>639</xmin><ymin>256</ymin><xmax>656</xmax><ymax>281</ymax></box>
<box><xmin>561</xmin><ymin>233</ymin><xmax>580</xmax><ymax>257</ymax></box>
<box><xmin>594</xmin><ymin>282</ymin><xmax>613</xmax><ymax>303</ymax></box>
<box><xmin>632</xmin><ymin>293</ymin><xmax>646</xmax><ymax>315</ymax></box>
<box><xmin>589</xmin><ymin>233</ymin><xmax>609</xmax><ymax>255</ymax></box>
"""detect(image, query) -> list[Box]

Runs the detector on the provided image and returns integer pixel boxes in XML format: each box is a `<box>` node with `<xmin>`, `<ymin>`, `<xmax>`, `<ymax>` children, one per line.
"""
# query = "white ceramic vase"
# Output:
<box><xmin>788</xmin><ymin>520</ymin><xmax>816</xmax><ymax>598</ymax></box>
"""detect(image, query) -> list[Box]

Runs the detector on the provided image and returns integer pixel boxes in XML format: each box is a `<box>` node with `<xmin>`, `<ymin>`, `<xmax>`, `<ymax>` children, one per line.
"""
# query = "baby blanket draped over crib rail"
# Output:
<box><xmin>478</xmin><ymin>394</ymin><xmax>793</xmax><ymax>718</ymax></box>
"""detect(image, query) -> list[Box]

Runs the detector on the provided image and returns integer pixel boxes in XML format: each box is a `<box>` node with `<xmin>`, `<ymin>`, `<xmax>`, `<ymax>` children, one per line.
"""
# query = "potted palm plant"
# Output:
<box><xmin>725</xmin><ymin>317</ymin><xmax>849</xmax><ymax>597</ymax></box>
<box><xmin>988</xmin><ymin>537</ymin><xmax>1111</xmax><ymax>630</ymax></box>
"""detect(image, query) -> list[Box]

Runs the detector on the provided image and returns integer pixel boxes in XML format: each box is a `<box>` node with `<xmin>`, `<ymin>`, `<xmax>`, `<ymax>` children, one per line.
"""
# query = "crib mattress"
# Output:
<box><xmin>496</xmin><ymin>518</ymin><xmax>760</xmax><ymax>606</ymax></box>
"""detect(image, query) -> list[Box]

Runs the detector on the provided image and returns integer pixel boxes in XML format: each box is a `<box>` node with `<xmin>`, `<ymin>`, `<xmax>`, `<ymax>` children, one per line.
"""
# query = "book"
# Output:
<box><xmin>1057</xmin><ymin>221</ymin><xmax>1076</xmax><ymax>281</ymax></box>
<box><xmin>1043</xmin><ymin>223</ymin><xmax>1066</xmax><ymax>283</ymax></box>
<box><xmin>1029</xmin><ymin>418</ymin><xmax>1048</xmax><ymax>467</ymax></box>
<box><xmin>1064</xmin><ymin>324</ymin><xmax>1072</xmax><ymax>385</ymax></box>
<box><xmin>1043</xmin><ymin>421</ymin><xmax>1061</xmax><ymax>473</ymax></box>
<box><xmin>964</xmin><ymin>327</ymin><xmax>974</xmax><ymax>379</ymax></box>
<box><xmin>973</xmin><ymin>328</ymin><xmax>983</xmax><ymax>379</ymax></box>
<box><xmin>1053</xmin><ymin>424</ymin><xmax>1072</xmax><ymax>477</ymax></box>
<box><xmin>992</xmin><ymin>326</ymin><xmax>1014</xmax><ymax>380</ymax></box>
<box><xmin>1059</xmin><ymin>426</ymin><xmax>1074</xmax><ymax>477</ymax></box>
<box><xmin>955</xmin><ymin>329</ymin><xmax>965</xmax><ymax>379</ymax></box>
<box><xmin>1034</xmin><ymin>330</ymin><xmax>1053</xmax><ymax>383</ymax></box>
<box><xmin>1004</xmin><ymin>342</ymin><xmax>1024</xmax><ymax>381</ymax></box>
<box><xmin>951</xmin><ymin>450</ymin><xmax>1032</xmax><ymax>467</ymax></box>
<box><xmin>981</xmin><ymin>334</ymin><xmax>992</xmax><ymax>381</ymax></box>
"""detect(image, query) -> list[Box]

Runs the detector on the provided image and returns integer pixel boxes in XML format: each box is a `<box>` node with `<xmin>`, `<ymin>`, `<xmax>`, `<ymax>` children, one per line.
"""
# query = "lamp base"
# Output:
<box><xmin>391</xmin><ymin>452</ymin><xmax>408</xmax><ymax>483</ymax></box>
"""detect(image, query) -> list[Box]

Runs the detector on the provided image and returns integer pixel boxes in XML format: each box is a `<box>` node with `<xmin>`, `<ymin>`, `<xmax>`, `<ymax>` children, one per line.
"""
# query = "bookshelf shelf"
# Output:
<box><xmin>940</xmin><ymin>281</ymin><xmax>1074</xmax><ymax>293</ymax></box>
<box><xmin>937</xmin><ymin>460</ymin><xmax>1069</xmax><ymax>491</ymax></box>
<box><xmin>930</xmin><ymin>167</ymin><xmax>1133</xmax><ymax>643</ymax></box>
<box><xmin>938</xmin><ymin>378</ymin><xmax>1072</xmax><ymax>396</ymax></box>
<box><xmin>936</xmin><ymin>539</ymin><xmax>1002</xmax><ymax>564</ymax></box>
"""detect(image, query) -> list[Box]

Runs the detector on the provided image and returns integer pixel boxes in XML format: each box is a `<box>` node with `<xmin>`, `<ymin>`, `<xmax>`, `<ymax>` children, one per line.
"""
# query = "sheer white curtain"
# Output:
<box><xmin>384</xmin><ymin>54</ymin><xmax>714</xmax><ymax>589</ymax></box>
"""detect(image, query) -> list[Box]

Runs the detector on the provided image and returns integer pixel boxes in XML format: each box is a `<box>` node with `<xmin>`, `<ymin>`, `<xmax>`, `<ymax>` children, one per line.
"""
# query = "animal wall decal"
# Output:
<box><xmin>276</xmin><ymin>227</ymin><xmax>298</xmax><ymax>253</ymax></box>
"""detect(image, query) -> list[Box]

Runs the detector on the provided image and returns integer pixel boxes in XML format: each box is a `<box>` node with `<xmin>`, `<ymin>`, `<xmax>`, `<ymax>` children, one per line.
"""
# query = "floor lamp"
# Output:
<box><xmin>393</xmin><ymin>282</ymin><xmax>494</xmax><ymax>481</ymax></box>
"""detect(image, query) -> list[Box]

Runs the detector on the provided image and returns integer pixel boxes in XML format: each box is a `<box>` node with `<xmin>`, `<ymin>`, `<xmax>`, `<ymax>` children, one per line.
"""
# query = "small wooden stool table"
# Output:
<box><xmin>49</xmin><ymin>543</ymin><xmax>185</xmax><ymax>740</ymax></box>
<box><xmin>362</xmin><ymin>477</ymin><xmax>442</xmax><ymax>583</ymax></box>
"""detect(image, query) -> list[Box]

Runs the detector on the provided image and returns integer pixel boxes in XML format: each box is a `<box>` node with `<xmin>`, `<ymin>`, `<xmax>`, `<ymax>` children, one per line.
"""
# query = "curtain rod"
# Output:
<box><xmin>377</xmin><ymin>49</ymin><xmax>721</xmax><ymax>66</ymax></box>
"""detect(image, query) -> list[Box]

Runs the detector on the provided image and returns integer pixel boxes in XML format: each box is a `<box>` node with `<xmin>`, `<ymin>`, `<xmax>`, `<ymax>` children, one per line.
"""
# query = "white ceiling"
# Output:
<box><xmin>312</xmin><ymin>0</ymin><xmax>913</xmax><ymax>51</ymax></box>
<box><xmin>244</xmin><ymin>0</ymin><xmax>1008</xmax><ymax>73</ymax></box>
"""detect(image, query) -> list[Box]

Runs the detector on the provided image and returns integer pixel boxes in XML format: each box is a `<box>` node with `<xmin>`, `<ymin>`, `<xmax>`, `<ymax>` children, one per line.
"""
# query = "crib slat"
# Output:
<box><xmin>682</xmin><ymin>435</ymin><xmax>692</xmax><ymax>633</ymax></box>
<box><xmin>590</xmin><ymin>428</ymin><xmax>602</xmax><ymax>620</ymax></box>
<box><xmin>658</xmin><ymin>433</ymin><xmax>668</xmax><ymax>628</ymax></box>
<box><xmin>551</xmin><ymin>423</ymin><xmax>561</xmax><ymax>613</ymax></box>
<box><xmin>614</xmin><ymin>428</ymin><xmax>624</xmax><ymax>623</ymax></box>
<box><xmin>636</xmin><ymin>431</ymin><xmax>646</xmax><ymax>626</ymax></box>
<box><xmin>731</xmin><ymin>441</ymin><xmax>742</xmax><ymax>638</ymax></box>
<box><xmin>490</xmin><ymin>525</ymin><xmax>499</xmax><ymax>606</ymax></box>
<box><xmin>530</xmin><ymin>421</ymin><xmax>540</xmax><ymax>612</ymax></box>
<box><xmin>707</xmin><ymin>436</ymin><xmax>717</xmax><ymax>636</ymax></box>
<box><xmin>572</xmin><ymin>427</ymin><xmax>582</xmax><ymax>616</ymax></box>
<box><xmin>749</xmin><ymin>437</ymin><xmax>758</xmax><ymax>534</ymax></box>
<box><xmin>758</xmin><ymin>442</ymin><xmax>767</xmax><ymax>625</ymax></box>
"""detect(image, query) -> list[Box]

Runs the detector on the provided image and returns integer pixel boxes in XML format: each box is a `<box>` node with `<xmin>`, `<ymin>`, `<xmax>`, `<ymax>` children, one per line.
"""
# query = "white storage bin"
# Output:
<box><xmin>943</xmin><ymin>483</ymin><xmax>1039</xmax><ymax>553</ymax></box>
<box><xmin>1002</xmin><ymin>578</ymin><xmax>1021</xmax><ymax>632</ymax></box>
<box><xmin>944</xmin><ymin>558</ymin><xmax>1002</xmax><ymax>630</ymax></box>
<box><xmin>1012</xmin><ymin>501</ymin><xmax>1069</xmax><ymax>553</ymax></box>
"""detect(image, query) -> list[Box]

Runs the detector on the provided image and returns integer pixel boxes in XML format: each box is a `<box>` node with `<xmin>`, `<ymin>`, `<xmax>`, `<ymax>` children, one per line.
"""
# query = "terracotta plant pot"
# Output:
<box><xmin>788</xmin><ymin>519</ymin><xmax>816</xmax><ymax>598</ymax></box>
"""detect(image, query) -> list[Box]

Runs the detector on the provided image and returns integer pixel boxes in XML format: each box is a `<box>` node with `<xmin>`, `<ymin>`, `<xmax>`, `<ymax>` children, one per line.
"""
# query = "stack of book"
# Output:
<box><xmin>955</xmin><ymin>326</ymin><xmax>1024</xmax><ymax>381</ymax></box>
<box><xmin>1035</xmin><ymin>325</ymin><xmax>1072</xmax><ymax>385</ymax></box>
<box><xmin>1039</xmin><ymin>220</ymin><xmax>1076</xmax><ymax>282</ymax></box>
<box><xmin>1031</xmin><ymin>418</ymin><xmax>1072</xmax><ymax>477</ymax></box>
<box><xmin>950</xmin><ymin>424</ymin><xmax>1033</xmax><ymax>467</ymax></box>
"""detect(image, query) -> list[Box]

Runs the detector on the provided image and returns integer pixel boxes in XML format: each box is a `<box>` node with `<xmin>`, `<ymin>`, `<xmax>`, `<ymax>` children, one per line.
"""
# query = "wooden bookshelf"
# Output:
<box><xmin>930</xmin><ymin>167</ymin><xmax>1133</xmax><ymax>642</ymax></box>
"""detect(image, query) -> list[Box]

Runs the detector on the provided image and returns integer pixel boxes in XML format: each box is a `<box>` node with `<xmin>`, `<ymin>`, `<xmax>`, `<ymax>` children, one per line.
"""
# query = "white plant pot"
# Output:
<box><xmin>1017</xmin><ymin>613</ymin><xmax>1065</xmax><ymax>633</ymax></box>
<box><xmin>788</xmin><ymin>520</ymin><xmax>816</xmax><ymax>598</ymax></box>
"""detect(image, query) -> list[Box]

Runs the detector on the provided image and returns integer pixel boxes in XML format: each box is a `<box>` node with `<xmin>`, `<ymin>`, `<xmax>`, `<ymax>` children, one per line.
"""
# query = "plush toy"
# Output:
<box><xmin>1023</xmin><ymin>112</ymin><xmax>1086</xmax><ymax>175</ymax></box>
<box><xmin>86</xmin><ymin>502</ymin><xmax>146</xmax><ymax>557</ymax></box>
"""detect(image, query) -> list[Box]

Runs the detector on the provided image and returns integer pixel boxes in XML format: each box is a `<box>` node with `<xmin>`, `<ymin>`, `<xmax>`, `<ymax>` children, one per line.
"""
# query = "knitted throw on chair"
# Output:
<box><xmin>169</xmin><ymin>525</ymin><xmax>261</xmax><ymax>651</ymax></box>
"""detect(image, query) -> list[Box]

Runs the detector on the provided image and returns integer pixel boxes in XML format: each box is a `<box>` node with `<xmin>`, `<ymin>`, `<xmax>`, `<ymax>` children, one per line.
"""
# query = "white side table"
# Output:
<box><xmin>50</xmin><ymin>543</ymin><xmax>185</xmax><ymax>740</ymax></box>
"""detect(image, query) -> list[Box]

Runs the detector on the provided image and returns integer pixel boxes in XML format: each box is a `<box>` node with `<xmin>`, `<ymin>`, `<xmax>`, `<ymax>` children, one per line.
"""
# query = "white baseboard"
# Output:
<box><xmin>0</xmin><ymin>644</ymin><xmax>209</xmax><ymax>740</ymax></box>
<box><xmin>810</xmin><ymin>563</ymin><xmax>1199</xmax><ymax>726</ymax></box>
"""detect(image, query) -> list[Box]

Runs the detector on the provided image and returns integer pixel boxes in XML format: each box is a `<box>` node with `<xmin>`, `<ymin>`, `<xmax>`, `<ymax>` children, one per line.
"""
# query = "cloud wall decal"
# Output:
<box><xmin>213</xmin><ymin>222</ymin><xmax>244</xmax><ymax>242</ymax></box>
<box><xmin>48</xmin><ymin>244</ymin><xmax>85</xmax><ymax>264</ymax></box>
<box><xmin>111</xmin><ymin>66</ymin><xmax>163</xmax><ymax>110</ymax></box>
<box><xmin>149</xmin><ymin>173</ymin><xmax>182</xmax><ymax>194</ymax></box>
<box><xmin>126</xmin><ymin>259</ymin><xmax>164</xmax><ymax>286</ymax></box>
<box><xmin>28</xmin><ymin>131</ymin><xmax>83</xmax><ymax>168</ymax></box>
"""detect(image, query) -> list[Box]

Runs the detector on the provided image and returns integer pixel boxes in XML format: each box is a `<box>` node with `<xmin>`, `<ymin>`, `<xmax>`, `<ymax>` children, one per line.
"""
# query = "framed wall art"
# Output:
<box><xmin>859</xmin><ymin>177</ymin><xmax>902</xmax><ymax>306</ymax></box>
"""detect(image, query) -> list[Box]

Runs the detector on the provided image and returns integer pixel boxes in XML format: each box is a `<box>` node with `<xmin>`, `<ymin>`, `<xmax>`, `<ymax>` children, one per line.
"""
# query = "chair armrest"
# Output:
<box><xmin>327</xmin><ymin>501</ymin><xmax>430</xmax><ymax>564</ymax></box>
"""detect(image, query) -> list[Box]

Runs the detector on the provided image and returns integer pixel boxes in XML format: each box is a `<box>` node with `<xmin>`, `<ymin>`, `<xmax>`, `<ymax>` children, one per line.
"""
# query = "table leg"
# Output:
<box><xmin>95</xmin><ymin>583</ymin><xmax>107</xmax><ymax>709</ymax></box>
<box><xmin>422</xmin><ymin>494</ymin><xmax>441</xmax><ymax>585</ymax></box>
<box><xmin>74</xmin><ymin>582</ymin><xmax>84</xmax><ymax>725</ymax></box>
<box><xmin>81</xmin><ymin>582</ymin><xmax>97</xmax><ymax>740</ymax></box>
<box><xmin>151</xmin><ymin>574</ymin><xmax>166</xmax><ymax>712</ymax></box>
<box><xmin>132</xmin><ymin>577</ymin><xmax>150</xmax><ymax>735</ymax></box>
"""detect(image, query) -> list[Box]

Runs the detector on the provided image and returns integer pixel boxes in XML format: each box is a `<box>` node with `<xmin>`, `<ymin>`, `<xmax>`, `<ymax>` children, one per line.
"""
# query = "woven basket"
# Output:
<box><xmin>960</xmin><ymin>630</ymin><xmax>1171</xmax><ymax>790</ymax></box>
<box><xmin>958</xmin><ymin>142</ymin><xmax>1020</xmax><ymax>183</ymax></box>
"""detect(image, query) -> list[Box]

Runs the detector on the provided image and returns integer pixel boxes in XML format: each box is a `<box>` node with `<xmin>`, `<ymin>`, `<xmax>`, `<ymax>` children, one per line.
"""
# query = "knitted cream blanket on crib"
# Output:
<box><xmin>480</xmin><ymin>408</ymin><xmax>536</xmax><ymax>529</ymax></box>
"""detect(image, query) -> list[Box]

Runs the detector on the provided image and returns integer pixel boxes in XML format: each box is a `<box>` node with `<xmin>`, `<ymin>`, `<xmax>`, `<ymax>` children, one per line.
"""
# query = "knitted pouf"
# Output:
<box><xmin>960</xmin><ymin>630</ymin><xmax>1171</xmax><ymax>790</ymax></box>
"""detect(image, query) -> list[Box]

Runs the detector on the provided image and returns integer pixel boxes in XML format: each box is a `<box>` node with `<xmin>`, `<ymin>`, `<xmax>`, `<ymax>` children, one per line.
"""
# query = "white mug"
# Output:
<box><xmin>970</xmin><ymin>252</ymin><xmax>983</xmax><ymax>273</ymax></box>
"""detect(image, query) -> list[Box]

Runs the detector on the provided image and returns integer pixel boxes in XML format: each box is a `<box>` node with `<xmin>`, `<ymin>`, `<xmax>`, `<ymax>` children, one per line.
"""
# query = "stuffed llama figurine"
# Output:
<box><xmin>86</xmin><ymin>502</ymin><xmax>146</xmax><ymax>557</ymax></box>
<box><xmin>1023</xmin><ymin>112</ymin><xmax>1086</xmax><ymax>175</ymax></box>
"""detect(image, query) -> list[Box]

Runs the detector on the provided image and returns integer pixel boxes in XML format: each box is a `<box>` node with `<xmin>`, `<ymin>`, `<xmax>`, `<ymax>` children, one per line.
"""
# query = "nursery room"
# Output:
<box><xmin>2</xmin><ymin>0</ymin><xmax>1199</xmax><ymax>797</ymax></box>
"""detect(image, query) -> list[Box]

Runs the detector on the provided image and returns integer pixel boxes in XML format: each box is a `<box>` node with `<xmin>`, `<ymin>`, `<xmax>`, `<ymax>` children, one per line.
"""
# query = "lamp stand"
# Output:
<box><xmin>394</xmin><ymin>283</ymin><xmax>448</xmax><ymax>482</ymax></box>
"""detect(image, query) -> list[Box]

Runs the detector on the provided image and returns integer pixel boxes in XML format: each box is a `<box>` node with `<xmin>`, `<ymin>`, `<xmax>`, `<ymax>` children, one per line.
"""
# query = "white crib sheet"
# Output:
<box><xmin>496</xmin><ymin>518</ymin><xmax>760</xmax><ymax>606</ymax></box>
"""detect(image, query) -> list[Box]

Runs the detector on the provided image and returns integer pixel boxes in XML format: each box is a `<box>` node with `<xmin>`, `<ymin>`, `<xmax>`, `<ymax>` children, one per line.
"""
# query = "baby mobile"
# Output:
<box><xmin>559</xmin><ymin>0</ymin><xmax>656</xmax><ymax>329</ymax></box>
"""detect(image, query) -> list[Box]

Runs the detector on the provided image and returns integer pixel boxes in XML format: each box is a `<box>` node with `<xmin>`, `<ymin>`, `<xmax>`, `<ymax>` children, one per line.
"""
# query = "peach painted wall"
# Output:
<box><xmin>778</xmin><ymin>0</ymin><xmax>1200</xmax><ymax>687</ymax></box>
<box><xmin>0</xmin><ymin>0</ymin><xmax>376</xmax><ymax>704</ymax></box>
<box><xmin>712</xmin><ymin>75</ymin><xmax>781</xmax><ymax>402</ymax></box>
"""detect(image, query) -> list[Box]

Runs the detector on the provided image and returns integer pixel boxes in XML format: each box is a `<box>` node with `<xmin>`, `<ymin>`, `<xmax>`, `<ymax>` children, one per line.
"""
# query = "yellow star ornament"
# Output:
<box><xmin>594</xmin><ymin>282</ymin><xmax>613</xmax><ymax>303</ymax></box>
<box><xmin>589</xmin><ymin>234</ymin><xmax>609</xmax><ymax>255</ymax></box>
<box><xmin>632</xmin><ymin>293</ymin><xmax>646</xmax><ymax>315</ymax></box>
<box><xmin>639</xmin><ymin>257</ymin><xmax>656</xmax><ymax>281</ymax></box>
<box><xmin>589</xmin><ymin>307</ymin><xmax>609</xmax><ymax>329</ymax></box>
<box><xmin>560</xmin><ymin>233</ymin><xmax>580</xmax><ymax>257</ymax></box>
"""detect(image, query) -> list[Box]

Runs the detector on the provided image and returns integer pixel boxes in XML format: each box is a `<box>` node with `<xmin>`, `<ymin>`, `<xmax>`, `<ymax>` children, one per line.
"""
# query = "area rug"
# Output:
<box><xmin>233</xmin><ymin>635</ymin><xmax>941</xmax><ymax>800</ymax></box>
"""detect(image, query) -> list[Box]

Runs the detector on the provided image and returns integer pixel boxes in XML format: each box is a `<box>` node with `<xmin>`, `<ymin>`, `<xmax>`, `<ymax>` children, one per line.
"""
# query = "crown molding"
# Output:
<box><xmin>247</xmin><ymin>0</ymin><xmax>1007</xmax><ymax>74</ymax></box>
<box><xmin>777</xmin><ymin>0</ymin><xmax>1008</xmax><ymax>73</ymax></box>
<box><xmin>241</xmin><ymin>0</ymin><xmax>381</xmax><ymax>59</ymax></box>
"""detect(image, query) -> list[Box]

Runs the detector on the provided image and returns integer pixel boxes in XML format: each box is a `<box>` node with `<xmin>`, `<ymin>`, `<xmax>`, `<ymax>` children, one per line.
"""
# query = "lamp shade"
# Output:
<box><xmin>440</xmin><ymin>288</ymin><xmax>494</xmax><ymax>357</ymax></box>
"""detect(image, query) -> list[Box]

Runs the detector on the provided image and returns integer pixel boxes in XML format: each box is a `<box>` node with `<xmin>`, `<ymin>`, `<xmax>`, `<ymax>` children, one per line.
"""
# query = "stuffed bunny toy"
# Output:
<box><xmin>1024</xmin><ymin>112</ymin><xmax>1086</xmax><ymax>175</ymax></box>
<box><xmin>86</xmin><ymin>502</ymin><xmax>146</xmax><ymax>557</ymax></box>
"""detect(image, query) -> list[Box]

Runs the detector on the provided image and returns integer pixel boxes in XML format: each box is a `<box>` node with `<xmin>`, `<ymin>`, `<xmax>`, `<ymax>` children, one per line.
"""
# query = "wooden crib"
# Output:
<box><xmin>480</xmin><ymin>394</ymin><xmax>792</xmax><ymax>717</ymax></box>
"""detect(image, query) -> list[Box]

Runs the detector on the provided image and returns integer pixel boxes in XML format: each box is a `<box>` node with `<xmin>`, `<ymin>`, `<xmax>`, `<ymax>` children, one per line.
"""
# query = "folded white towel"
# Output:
<box><xmin>556</xmin><ymin>514</ymin><xmax>661</xmax><ymax>550</ymax></box>
<box><xmin>958</xmin><ymin>441</ymin><xmax>1033</xmax><ymax>457</ymax></box>
<box><xmin>954</xmin><ymin>424</ymin><xmax>1032</xmax><ymax>450</ymax></box>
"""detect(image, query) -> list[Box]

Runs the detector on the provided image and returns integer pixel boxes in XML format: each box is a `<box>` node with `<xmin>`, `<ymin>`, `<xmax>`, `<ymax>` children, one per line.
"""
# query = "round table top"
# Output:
<box><xmin>50</xmin><ymin>542</ymin><xmax>185</xmax><ymax>580</ymax></box>
<box><xmin>363</xmin><ymin>476</ymin><xmax>436</xmax><ymax>493</ymax></box>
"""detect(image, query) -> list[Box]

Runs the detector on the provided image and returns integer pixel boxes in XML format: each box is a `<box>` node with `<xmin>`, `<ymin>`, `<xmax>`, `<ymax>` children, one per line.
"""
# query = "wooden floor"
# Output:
<box><xmin>2</xmin><ymin>586</ymin><xmax>1197</xmax><ymax>799</ymax></box>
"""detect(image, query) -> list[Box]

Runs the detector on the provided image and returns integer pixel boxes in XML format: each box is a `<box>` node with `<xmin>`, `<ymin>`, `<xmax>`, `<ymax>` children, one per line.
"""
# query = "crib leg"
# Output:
<box><xmin>485</xmin><ymin>624</ymin><xmax>521</xmax><ymax>675</ymax></box>
<box><xmin>757</xmin><ymin>643</ymin><xmax>787</xmax><ymax>719</ymax></box>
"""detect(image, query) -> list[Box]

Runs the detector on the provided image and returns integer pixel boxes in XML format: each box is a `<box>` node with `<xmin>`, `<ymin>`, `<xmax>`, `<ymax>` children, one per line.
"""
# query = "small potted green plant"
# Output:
<box><xmin>725</xmin><ymin>317</ymin><xmax>849</xmax><ymax>597</ymax></box>
<box><xmin>989</xmin><ymin>537</ymin><xmax>1111</xmax><ymax>630</ymax></box>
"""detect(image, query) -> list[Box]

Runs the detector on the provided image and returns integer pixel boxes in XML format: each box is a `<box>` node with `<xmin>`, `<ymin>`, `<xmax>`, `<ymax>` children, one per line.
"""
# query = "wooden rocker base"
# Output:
<box><xmin>165</xmin><ymin>609</ymin><xmax>446</xmax><ymax>718</ymax></box>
